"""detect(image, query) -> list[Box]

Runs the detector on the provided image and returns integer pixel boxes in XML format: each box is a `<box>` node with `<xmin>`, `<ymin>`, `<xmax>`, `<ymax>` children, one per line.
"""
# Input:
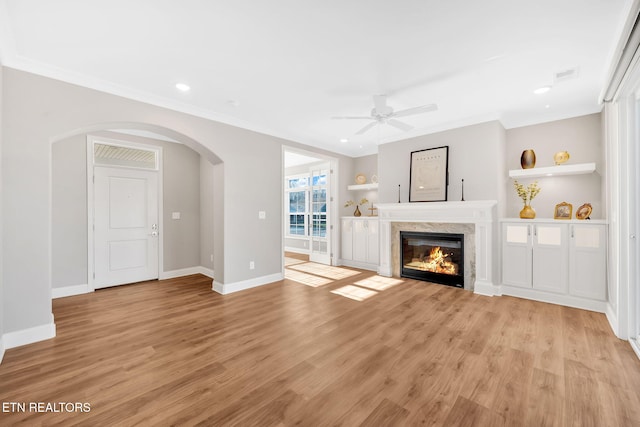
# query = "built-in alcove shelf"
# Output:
<box><xmin>347</xmin><ymin>183</ymin><xmax>379</xmax><ymax>191</ymax></box>
<box><xmin>508</xmin><ymin>162</ymin><xmax>596</xmax><ymax>179</ymax></box>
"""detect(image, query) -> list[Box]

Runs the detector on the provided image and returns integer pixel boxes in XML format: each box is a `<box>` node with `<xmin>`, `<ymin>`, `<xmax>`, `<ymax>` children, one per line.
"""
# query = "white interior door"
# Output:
<box><xmin>309</xmin><ymin>164</ymin><xmax>331</xmax><ymax>265</ymax></box>
<box><xmin>93</xmin><ymin>166</ymin><xmax>159</xmax><ymax>288</ymax></box>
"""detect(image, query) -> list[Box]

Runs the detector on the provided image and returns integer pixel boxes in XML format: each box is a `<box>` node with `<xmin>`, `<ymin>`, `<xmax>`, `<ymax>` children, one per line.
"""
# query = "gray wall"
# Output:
<box><xmin>200</xmin><ymin>157</ymin><xmax>215</xmax><ymax>270</ymax></box>
<box><xmin>52</xmin><ymin>131</ymin><xmax>205</xmax><ymax>288</ymax></box>
<box><xmin>52</xmin><ymin>135</ymin><xmax>87</xmax><ymax>288</ymax></box>
<box><xmin>505</xmin><ymin>113</ymin><xmax>603</xmax><ymax>219</ymax></box>
<box><xmin>0</xmin><ymin>64</ymin><xmax>4</xmax><ymax>350</ymax></box>
<box><xmin>159</xmin><ymin>136</ymin><xmax>201</xmax><ymax>272</ymax></box>
<box><xmin>378</xmin><ymin>121</ymin><xmax>507</xmax><ymax>211</ymax></box>
<box><xmin>2</xmin><ymin>67</ymin><xmax>354</xmax><ymax>336</ymax></box>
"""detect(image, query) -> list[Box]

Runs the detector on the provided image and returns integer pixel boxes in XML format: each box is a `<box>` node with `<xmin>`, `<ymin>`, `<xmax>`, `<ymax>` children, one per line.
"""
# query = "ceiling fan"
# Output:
<box><xmin>332</xmin><ymin>95</ymin><xmax>438</xmax><ymax>135</ymax></box>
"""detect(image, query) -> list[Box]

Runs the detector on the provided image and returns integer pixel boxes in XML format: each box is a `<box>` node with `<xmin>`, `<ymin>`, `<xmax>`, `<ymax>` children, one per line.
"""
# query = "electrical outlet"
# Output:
<box><xmin>249</xmin><ymin>261</ymin><xmax>255</xmax><ymax>270</ymax></box>
<box><xmin>210</xmin><ymin>254</ymin><xmax>213</xmax><ymax>262</ymax></box>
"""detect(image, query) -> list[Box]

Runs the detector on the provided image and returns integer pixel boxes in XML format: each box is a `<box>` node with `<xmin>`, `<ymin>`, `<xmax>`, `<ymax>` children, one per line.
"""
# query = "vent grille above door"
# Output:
<box><xmin>94</xmin><ymin>143</ymin><xmax>158</xmax><ymax>170</ymax></box>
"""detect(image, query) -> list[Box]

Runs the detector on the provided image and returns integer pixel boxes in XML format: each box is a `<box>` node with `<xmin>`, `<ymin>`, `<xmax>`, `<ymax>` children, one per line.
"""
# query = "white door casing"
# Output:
<box><xmin>93</xmin><ymin>167</ymin><xmax>159</xmax><ymax>288</ymax></box>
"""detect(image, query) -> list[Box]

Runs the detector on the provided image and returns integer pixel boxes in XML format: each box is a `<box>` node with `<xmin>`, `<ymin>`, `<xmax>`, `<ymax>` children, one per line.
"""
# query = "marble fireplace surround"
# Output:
<box><xmin>376</xmin><ymin>201</ymin><xmax>497</xmax><ymax>295</ymax></box>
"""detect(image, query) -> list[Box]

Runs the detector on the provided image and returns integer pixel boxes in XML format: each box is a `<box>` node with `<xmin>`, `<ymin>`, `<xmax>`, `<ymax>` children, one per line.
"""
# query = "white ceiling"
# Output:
<box><xmin>0</xmin><ymin>0</ymin><xmax>632</xmax><ymax>157</ymax></box>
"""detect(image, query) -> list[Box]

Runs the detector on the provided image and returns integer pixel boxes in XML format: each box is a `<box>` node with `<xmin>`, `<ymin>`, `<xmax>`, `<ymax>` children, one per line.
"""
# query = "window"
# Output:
<box><xmin>285</xmin><ymin>171</ymin><xmax>328</xmax><ymax>238</ymax></box>
<box><xmin>285</xmin><ymin>175</ymin><xmax>309</xmax><ymax>236</ymax></box>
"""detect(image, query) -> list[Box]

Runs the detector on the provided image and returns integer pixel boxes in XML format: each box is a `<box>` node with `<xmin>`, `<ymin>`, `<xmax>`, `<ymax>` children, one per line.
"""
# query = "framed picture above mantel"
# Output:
<box><xmin>409</xmin><ymin>146</ymin><xmax>449</xmax><ymax>202</ymax></box>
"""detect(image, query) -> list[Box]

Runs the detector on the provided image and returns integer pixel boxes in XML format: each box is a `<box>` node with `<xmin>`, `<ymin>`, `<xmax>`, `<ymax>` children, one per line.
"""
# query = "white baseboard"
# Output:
<box><xmin>52</xmin><ymin>283</ymin><xmax>90</xmax><ymax>299</ymax></box>
<box><xmin>284</xmin><ymin>246</ymin><xmax>310</xmax><ymax>255</ymax></box>
<box><xmin>500</xmin><ymin>285</ymin><xmax>607</xmax><ymax>313</ymax></box>
<box><xmin>198</xmin><ymin>267</ymin><xmax>215</xmax><ymax>279</ymax></box>
<box><xmin>4</xmin><ymin>322</ymin><xmax>56</xmax><ymax>350</ymax></box>
<box><xmin>473</xmin><ymin>281</ymin><xmax>499</xmax><ymax>296</ymax></box>
<box><xmin>339</xmin><ymin>259</ymin><xmax>378</xmax><ymax>272</ymax></box>
<box><xmin>605</xmin><ymin>302</ymin><xmax>621</xmax><ymax>338</ymax></box>
<box><xmin>161</xmin><ymin>266</ymin><xmax>215</xmax><ymax>280</ymax></box>
<box><xmin>213</xmin><ymin>272</ymin><xmax>283</xmax><ymax>295</ymax></box>
<box><xmin>630</xmin><ymin>338</ymin><xmax>640</xmax><ymax>361</ymax></box>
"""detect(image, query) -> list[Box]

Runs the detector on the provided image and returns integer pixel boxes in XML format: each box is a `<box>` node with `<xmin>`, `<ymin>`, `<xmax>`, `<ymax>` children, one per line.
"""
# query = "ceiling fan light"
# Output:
<box><xmin>533</xmin><ymin>85</ymin><xmax>551</xmax><ymax>95</ymax></box>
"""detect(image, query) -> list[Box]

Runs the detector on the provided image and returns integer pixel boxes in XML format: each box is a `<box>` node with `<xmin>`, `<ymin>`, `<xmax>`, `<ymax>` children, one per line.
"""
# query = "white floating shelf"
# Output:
<box><xmin>508</xmin><ymin>162</ymin><xmax>596</xmax><ymax>179</ymax></box>
<box><xmin>347</xmin><ymin>183</ymin><xmax>379</xmax><ymax>191</ymax></box>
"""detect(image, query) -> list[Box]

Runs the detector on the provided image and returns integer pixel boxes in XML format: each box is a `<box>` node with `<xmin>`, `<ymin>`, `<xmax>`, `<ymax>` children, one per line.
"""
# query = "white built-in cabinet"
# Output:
<box><xmin>341</xmin><ymin>217</ymin><xmax>379</xmax><ymax>271</ymax></box>
<box><xmin>501</xmin><ymin>220</ymin><xmax>607</xmax><ymax>311</ymax></box>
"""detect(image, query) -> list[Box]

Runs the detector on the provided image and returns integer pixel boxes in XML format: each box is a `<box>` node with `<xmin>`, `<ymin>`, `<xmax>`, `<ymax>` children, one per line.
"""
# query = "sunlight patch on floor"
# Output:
<box><xmin>285</xmin><ymin>269</ymin><xmax>333</xmax><ymax>287</ymax></box>
<box><xmin>288</xmin><ymin>263</ymin><xmax>360</xmax><ymax>280</ymax></box>
<box><xmin>330</xmin><ymin>285</ymin><xmax>378</xmax><ymax>301</ymax></box>
<box><xmin>354</xmin><ymin>275</ymin><xmax>404</xmax><ymax>291</ymax></box>
<box><xmin>285</xmin><ymin>257</ymin><xmax>306</xmax><ymax>266</ymax></box>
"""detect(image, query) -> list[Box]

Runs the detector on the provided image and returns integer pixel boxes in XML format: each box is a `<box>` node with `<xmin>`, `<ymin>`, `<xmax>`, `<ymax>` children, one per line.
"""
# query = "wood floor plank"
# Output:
<box><xmin>1</xmin><ymin>260</ymin><xmax>639</xmax><ymax>426</ymax></box>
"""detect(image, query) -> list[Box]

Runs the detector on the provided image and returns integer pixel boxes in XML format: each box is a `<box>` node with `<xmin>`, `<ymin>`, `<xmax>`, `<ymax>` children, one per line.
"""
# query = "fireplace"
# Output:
<box><xmin>400</xmin><ymin>231</ymin><xmax>464</xmax><ymax>288</ymax></box>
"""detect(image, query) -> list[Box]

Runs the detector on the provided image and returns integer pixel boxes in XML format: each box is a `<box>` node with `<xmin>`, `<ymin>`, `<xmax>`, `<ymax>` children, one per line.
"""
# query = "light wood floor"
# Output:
<box><xmin>1</xmin><ymin>262</ymin><xmax>640</xmax><ymax>426</ymax></box>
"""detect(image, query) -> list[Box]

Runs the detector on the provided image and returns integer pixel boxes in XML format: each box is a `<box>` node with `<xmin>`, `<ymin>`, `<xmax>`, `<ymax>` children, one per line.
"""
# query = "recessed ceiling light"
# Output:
<box><xmin>175</xmin><ymin>83</ymin><xmax>190</xmax><ymax>92</ymax></box>
<box><xmin>340</xmin><ymin>138</ymin><xmax>349</xmax><ymax>143</ymax></box>
<box><xmin>545</xmin><ymin>104</ymin><xmax>551</xmax><ymax>109</ymax></box>
<box><xmin>533</xmin><ymin>86</ymin><xmax>551</xmax><ymax>95</ymax></box>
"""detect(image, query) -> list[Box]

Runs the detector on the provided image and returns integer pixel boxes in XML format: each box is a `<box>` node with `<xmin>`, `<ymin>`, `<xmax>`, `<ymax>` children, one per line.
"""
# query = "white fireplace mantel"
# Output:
<box><xmin>376</xmin><ymin>201</ymin><xmax>498</xmax><ymax>296</ymax></box>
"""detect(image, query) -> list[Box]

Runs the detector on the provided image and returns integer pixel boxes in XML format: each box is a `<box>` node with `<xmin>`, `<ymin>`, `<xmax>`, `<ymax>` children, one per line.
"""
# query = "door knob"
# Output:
<box><xmin>150</xmin><ymin>231</ymin><xmax>158</xmax><ymax>237</ymax></box>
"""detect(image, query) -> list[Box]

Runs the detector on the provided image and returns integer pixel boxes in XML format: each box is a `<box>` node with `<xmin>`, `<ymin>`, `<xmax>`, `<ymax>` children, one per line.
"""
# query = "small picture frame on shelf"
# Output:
<box><xmin>575</xmin><ymin>203</ymin><xmax>593</xmax><ymax>220</ymax></box>
<box><xmin>554</xmin><ymin>202</ymin><xmax>573</xmax><ymax>220</ymax></box>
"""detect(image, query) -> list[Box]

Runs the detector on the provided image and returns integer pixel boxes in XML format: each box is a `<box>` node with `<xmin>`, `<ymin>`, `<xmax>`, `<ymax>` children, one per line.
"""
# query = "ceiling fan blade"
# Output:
<box><xmin>355</xmin><ymin>121</ymin><xmax>378</xmax><ymax>135</ymax></box>
<box><xmin>387</xmin><ymin>119</ymin><xmax>413</xmax><ymax>132</ymax></box>
<box><xmin>373</xmin><ymin>94</ymin><xmax>388</xmax><ymax>113</ymax></box>
<box><xmin>331</xmin><ymin>116</ymin><xmax>374</xmax><ymax>120</ymax></box>
<box><xmin>392</xmin><ymin>104</ymin><xmax>438</xmax><ymax>118</ymax></box>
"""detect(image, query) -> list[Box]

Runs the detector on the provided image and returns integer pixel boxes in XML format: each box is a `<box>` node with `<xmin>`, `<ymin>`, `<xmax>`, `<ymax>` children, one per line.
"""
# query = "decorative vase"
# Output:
<box><xmin>354</xmin><ymin>205</ymin><xmax>362</xmax><ymax>217</ymax></box>
<box><xmin>520</xmin><ymin>149</ymin><xmax>536</xmax><ymax>169</ymax></box>
<box><xmin>553</xmin><ymin>151</ymin><xmax>570</xmax><ymax>165</ymax></box>
<box><xmin>519</xmin><ymin>204</ymin><xmax>536</xmax><ymax>219</ymax></box>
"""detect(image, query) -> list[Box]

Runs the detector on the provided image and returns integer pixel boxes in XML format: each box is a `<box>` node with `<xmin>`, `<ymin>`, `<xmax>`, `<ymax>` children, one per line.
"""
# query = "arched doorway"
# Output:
<box><xmin>51</xmin><ymin>123</ymin><xmax>223</xmax><ymax>297</ymax></box>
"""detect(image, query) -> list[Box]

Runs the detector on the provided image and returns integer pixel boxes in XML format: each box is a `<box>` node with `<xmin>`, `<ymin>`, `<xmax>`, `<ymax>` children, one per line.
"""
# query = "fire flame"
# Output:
<box><xmin>414</xmin><ymin>246</ymin><xmax>458</xmax><ymax>275</ymax></box>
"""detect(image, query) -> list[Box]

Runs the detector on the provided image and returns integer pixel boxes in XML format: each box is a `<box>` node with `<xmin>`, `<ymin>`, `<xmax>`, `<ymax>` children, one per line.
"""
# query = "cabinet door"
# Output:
<box><xmin>367</xmin><ymin>220</ymin><xmax>379</xmax><ymax>264</ymax></box>
<box><xmin>532</xmin><ymin>224</ymin><xmax>569</xmax><ymax>294</ymax></box>
<box><xmin>569</xmin><ymin>224</ymin><xmax>606</xmax><ymax>300</ymax></box>
<box><xmin>502</xmin><ymin>223</ymin><xmax>532</xmax><ymax>288</ymax></box>
<box><xmin>352</xmin><ymin>220</ymin><xmax>368</xmax><ymax>262</ymax></box>
<box><xmin>341</xmin><ymin>219</ymin><xmax>353</xmax><ymax>261</ymax></box>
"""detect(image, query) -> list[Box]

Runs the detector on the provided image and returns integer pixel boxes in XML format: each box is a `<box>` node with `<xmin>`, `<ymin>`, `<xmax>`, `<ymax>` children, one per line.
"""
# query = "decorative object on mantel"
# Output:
<box><xmin>520</xmin><ymin>149</ymin><xmax>536</xmax><ymax>169</ymax></box>
<box><xmin>371</xmin><ymin>174</ymin><xmax>378</xmax><ymax>184</ymax></box>
<box><xmin>355</xmin><ymin>173</ymin><xmax>366</xmax><ymax>185</ymax></box>
<box><xmin>410</xmin><ymin>145</ymin><xmax>449</xmax><ymax>202</ymax></box>
<box><xmin>461</xmin><ymin>179</ymin><xmax>465</xmax><ymax>201</ymax></box>
<box><xmin>575</xmin><ymin>203</ymin><xmax>592</xmax><ymax>220</ymax></box>
<box><xmin>368</xmin><ymin>203</ymin><xmax>378</xmax><ymax>217</ymax></box>
<box><xmin>553</xmin><ymin>150</ymin><xmax>570</xmax><ymax>165</ymax></box>
<box><xmin>513</xmin><ymin>180</ymin><xmax>541</xmax><ymax>219</ymax></box>
<box><xmin>554</xmin><ymin>202</ymin><xmax>573</xmax><ymax>220</ymax></box>
<box><xmin>345</xmin><ymin>198</ymin><xmax>368</xmax><ymax>217</ymax></box>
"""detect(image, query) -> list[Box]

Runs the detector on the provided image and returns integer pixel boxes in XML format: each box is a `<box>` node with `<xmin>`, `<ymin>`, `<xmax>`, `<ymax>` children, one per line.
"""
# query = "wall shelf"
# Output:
<box><xmin>508</xmin><ymin>162</ymin><xmax>596</xmax><ymax>179</ymax></box>
<box><xmin>347</xmin><ymin>183</ymin><xmax>379</xmax><ymax>191</ymax></box>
